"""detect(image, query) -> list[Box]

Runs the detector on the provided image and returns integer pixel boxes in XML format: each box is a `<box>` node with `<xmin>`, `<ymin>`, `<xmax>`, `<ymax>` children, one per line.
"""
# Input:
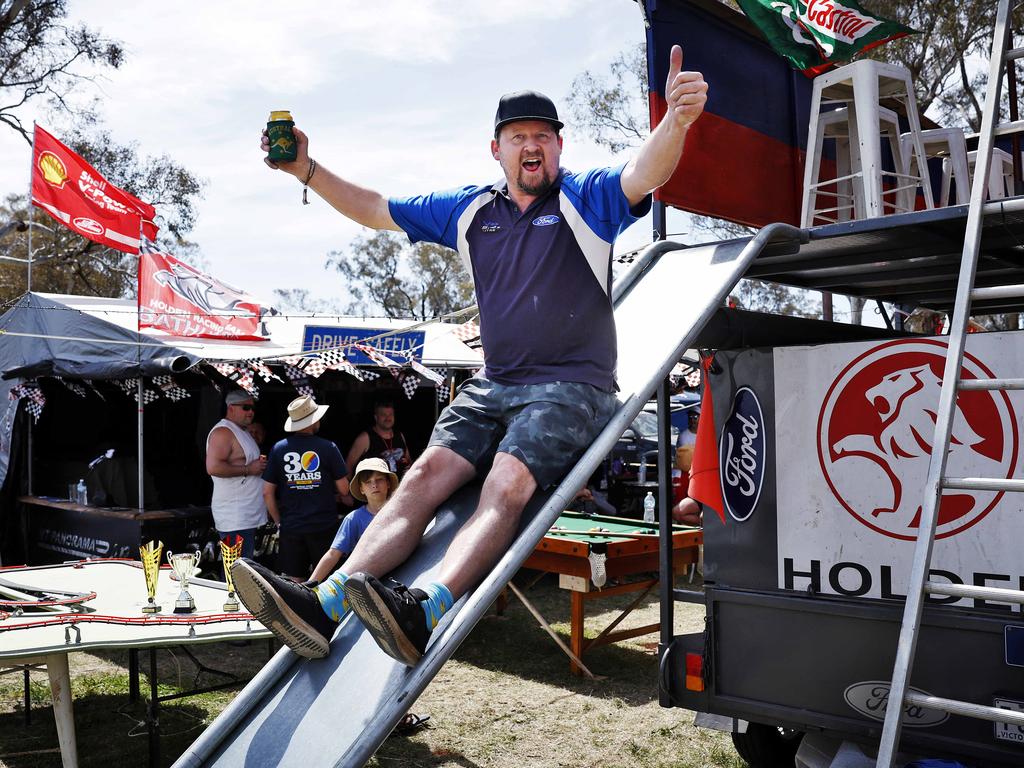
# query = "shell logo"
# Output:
<box><xmin>73</xmin><ymin>217</ymin><xmax>104</xmax><ymax>236</ymax></box>
<box><xmin>38</xmin><ymin>151</ymin><xmax>68</xmax><ymax>188</ymax></box>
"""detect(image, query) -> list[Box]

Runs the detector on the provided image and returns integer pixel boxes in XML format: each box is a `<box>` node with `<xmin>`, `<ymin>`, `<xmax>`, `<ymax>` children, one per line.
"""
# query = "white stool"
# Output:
<box><xmin>805</xmin><ymin>106</ymin><xmax>904</xmax><ymax>225</ymax></box>
<box><xmin>899</xmin><ymin>127</ymin><xmax>970</xmax><ymax>208</ymax></box>
<box><xmin>802</xmin><ymin>59</ymin><xmax>934</xmax><ymax>225</ymax></box>
<box><xmin>968</xmin><ymin>147</ymin><xmax>1015</xmax><ymax>200</ymax></box>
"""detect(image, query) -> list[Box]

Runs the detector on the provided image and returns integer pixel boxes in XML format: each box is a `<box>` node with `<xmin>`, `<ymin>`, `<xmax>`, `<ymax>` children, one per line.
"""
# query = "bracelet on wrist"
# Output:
<box><xmin>302</xmin><ymin>158</ymin><xmax>317</xmax><ymax>205</ymax></box>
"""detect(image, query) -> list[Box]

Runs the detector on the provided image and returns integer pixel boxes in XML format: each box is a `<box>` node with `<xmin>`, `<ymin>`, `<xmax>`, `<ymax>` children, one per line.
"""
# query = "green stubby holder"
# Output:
<box><xmin>267</xmin><ymin>110</ymin><xmax>297</xmax><ymax>163</ymax></box>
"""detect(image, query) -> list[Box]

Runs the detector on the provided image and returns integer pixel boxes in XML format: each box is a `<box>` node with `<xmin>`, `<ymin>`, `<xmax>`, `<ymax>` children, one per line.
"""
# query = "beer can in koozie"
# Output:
<box><xmin>267</xmin><ymin>110</ymin><xmax>297</xmax><ymax>163</ymax></box>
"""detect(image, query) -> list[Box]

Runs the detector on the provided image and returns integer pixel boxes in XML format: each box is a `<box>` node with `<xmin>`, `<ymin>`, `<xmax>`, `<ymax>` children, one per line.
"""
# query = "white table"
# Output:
<box><xmin>0</xmin><ymin>559</ymin><xmax>272</xmax><ymax>767</ymax></box>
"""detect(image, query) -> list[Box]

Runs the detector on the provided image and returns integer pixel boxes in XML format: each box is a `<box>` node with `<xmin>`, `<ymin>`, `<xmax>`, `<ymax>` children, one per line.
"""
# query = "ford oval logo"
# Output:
<box><xmin>532</xmin><ymin>214</ymin><xmax>559</xmax><ymax>227</ymax></box>
<box><xmin>844</xmin><ymin>681</ymin><xmax>949</xmax><ymax>727</ymax></box>
<box><xmin>73</xmin><ymin>217</ymin><xmax>104</xmax><ymax>236</ymax></box>
<box><xmin>719</xmin><ymin>386</ymin><xmax>766</xmax><ymax>522</ymax></box>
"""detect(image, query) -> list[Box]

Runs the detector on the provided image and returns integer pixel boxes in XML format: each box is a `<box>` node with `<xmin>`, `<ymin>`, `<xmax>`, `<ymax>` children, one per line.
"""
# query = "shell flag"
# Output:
<box><xmin>30</xmin><ymin>125</ymin><xmax>158</xmax><ymax>253</ymax></box>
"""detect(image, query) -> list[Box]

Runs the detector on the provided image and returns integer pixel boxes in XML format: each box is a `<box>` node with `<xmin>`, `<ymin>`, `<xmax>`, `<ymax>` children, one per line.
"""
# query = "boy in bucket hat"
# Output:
<box><xmin>261</xmin><ymin>395</ymin><xmax>350</xmax><ymax>579</ymax></box>
<box><xmin>236</xmin><ymin>45</ymin><xmax>707</xmax><ymax>664</ymax></box>
<box><xmin>308</xmin><ymin>457</ymin><xmax>398</xmax><ymax>586</ymax></box>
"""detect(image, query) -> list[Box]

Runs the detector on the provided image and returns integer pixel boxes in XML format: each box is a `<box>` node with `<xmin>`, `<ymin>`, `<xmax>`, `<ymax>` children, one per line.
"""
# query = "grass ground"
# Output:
<box><xmin>0</xmin><ymin>573</ymin><xmax>744</xmax><ymax>768</ymax></box>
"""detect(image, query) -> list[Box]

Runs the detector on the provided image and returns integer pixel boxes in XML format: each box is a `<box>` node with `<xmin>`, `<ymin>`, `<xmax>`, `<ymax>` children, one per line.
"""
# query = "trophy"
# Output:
<box><xmin>166</xmin><ymin>550</ymin><xmax>202</xmax><ymax>614</ymax></box>
<box><xmin>220</xmin><ymin>535</ymin><xmax>243</xmax><ymax>612</ymax></box>
<box><xmin>139</xmin><ymin>540</ymin><xmax>164</xmax><ymax>614</ymax></box>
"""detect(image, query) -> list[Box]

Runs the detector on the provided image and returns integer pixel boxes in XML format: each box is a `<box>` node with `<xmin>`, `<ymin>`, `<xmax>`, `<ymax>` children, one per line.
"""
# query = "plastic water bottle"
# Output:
<box><xmin>643</xmin><ymin>491</ymin><xmax>656</xmax><ymax>523</ymax></box>
<box><xmin>75</xmin><ymin>478</ymin><xmax>87</xmax><ymax>505</ymax></box>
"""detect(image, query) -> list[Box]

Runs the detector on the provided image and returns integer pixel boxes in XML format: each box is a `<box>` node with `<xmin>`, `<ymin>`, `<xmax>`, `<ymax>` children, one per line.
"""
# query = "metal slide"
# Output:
<box><xmin>174</xmin><ymin>223</ymin><xmax>805</xmax><ymax>768</ymax></box>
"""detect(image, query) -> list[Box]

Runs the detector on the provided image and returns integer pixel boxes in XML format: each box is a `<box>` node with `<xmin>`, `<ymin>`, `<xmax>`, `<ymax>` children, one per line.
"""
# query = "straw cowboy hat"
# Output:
<box><xmin>350</xmin><ymin>457</ymin><xmax>399</xmax><ymax>502</ymax></box>
<box><xmin>283</xmin><ymin>395</ymin><xmax>329</xmax><ymax>432</ymax></box>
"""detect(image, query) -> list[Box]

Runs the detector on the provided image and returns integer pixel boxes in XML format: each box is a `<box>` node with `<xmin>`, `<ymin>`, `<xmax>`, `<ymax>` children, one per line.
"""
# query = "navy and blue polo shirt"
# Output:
<box><xmin>389</xmin><ymin>164</ymin><xmax>650</xmax><ymax>391</ymax></box>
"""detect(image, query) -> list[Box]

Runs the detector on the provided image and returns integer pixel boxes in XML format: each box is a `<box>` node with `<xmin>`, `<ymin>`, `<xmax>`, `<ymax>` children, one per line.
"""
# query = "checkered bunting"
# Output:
<box><xmin>685</xmin><ymin>368</ymin><xmax>701</xmax><ymax>388</ymax></box>
<box><xmin>112</xmin><ymin>379</ymin><xmax>136</xmax><ymax>396</ymax></box>
<box><xmin>151</xmin><ymin>375</ymin><xmax>191</xmax><ymax>402</ymax></box>
<box><xmin>281</xmin><ymin>364</ymin><xmax>315</xmax><ymax>398</ymax></box>
<box><xmin>407</xmin><ymin>359</ymin><xmax>445</xmax><ymax>386</ymax></box>
<box><xmin>211</xmin><ymin>362</ymin><xmax>257</xmax><ymax>395</ymax></box>
<box><xmin>451</xmin><ymin>320</ymin><xmax>480</xmax><ymax>343</ymax></box>
<box><xmin>398</xmin><ymin>369</ymin><xmax>419</xmax><ymax>399</ymax></box>
<box><xmin>54</xmin><ymin>377</ymin><xmax>88</xmax><ymax>398</ymax></box>
<box><xmin>136</xmin><ymin>387</ymin><xmax>160</xmax><ymax>406</ymax></box>
<box><xmin>353</xmin><ymin>343</ymin><xmax>403</xmax><ymax>375</ymax></box>
<box><xmin>359</xmin><ymin>368</ymin><xmax>381</xmax><ymax>382</ymax></box>
<box><xmin>316</xmin><ymin>347</ymin><xmax>365</xmax><ymax>381</ymax></box>
<box><xmin>433</xmin><ymin>369</ymin><xmax>452</xmax><ymax>403</ymax></box>
<box><xmin>243</xmin><ymin>358</ymin><xmax>282</xmax><ymax>383</ymax></box>
<box><xmin>9</xmin><ymin>380</ymin><xmax>45</xmax><ymax>422</ymax></box>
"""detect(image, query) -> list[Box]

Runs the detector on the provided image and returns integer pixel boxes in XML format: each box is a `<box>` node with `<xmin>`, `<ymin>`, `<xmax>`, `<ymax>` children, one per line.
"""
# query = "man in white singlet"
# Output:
<box><xmin>205</xmin><ymin>390</ymin><xmax>270</xmax><ymax>559</ymax></box>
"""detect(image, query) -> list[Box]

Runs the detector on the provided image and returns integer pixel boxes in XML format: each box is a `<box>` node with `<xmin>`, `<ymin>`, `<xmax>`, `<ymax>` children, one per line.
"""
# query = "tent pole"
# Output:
<box><xmin>137</xmin><ymin>377</ymin><xmax>145</xmax><ymax>512</ymax></box>
<box><xmin>26</xmin><ymin>123</ymin><xmax>36</xmax><ymax>293</ymax></box>
<box><xmin>26</xmin><ymin>412</ymin><xmax>33</xmax><ymax>496</ymax></box>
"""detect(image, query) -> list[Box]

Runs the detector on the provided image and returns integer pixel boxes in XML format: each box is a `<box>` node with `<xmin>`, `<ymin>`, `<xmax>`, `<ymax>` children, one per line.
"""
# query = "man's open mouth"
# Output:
<box><xmin>522</xmin><ymin>158</ymin><xmax>542</xmax><ymax>172</ymax></box>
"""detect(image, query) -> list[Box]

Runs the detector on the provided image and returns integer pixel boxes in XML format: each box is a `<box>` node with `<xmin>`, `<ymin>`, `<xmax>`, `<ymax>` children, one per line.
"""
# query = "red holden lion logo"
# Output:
<box><xmin>817</xmin><ymin>340</ymin><xmax>1017</xmax><ymax>540</ymax></box>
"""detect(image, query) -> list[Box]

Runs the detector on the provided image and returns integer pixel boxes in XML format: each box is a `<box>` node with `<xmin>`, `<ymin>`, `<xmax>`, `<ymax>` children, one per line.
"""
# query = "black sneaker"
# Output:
<box><xmin>230</xmin><ymin>558</ymin><xmax>338</xmax><ymax>659</ymax></box>
<box><xmin>345</xmin><ymin>573</ymin><xmax>430</xmax><ymax>667</ymax></box>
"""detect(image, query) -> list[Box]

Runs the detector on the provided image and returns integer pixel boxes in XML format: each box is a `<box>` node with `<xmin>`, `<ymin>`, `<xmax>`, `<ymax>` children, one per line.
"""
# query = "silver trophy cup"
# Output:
<box><xmin>166</xmin><ymin>550</ymin><xmax>202</xmax><ymax>614</ymax></box>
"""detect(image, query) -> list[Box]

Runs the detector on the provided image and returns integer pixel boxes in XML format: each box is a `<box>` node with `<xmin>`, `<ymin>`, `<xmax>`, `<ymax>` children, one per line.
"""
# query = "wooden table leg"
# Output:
<box><xmin>45</xmin><ymin>653</ymin><xmax>78</xmax><ymax>768</ymax></box>
<box><xmin>570</xmin><ymin>591</ymin><xmax>585</xmax><ymax>676</ymax></box>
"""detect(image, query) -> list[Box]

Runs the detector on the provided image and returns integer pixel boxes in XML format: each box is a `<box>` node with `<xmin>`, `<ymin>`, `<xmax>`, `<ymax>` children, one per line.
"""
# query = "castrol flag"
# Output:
<box><xmin>138</xmin><ymin>251</ymin><xmax>269</xmax><ymax>341</ymax></box>
<box><xmin>31</xmin><ymin>125</ymin><xmax>158</xmax><ymax>253</ymax></box>
<box><xmin>735</xmin><ymin>0</ymin><xmax>915</xmax><ymax>75</ymax></box>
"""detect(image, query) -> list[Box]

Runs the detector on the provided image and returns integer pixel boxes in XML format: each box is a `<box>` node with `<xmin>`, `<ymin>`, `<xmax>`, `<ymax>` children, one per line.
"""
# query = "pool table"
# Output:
<box><xmin>513</xmin><ymin>511</ymin><xmax>702</xmax><ymax>675</ymax></box>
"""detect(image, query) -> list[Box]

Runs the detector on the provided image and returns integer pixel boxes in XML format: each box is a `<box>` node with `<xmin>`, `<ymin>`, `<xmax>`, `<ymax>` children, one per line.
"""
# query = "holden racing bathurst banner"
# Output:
<box><xmin>31</xmin><ymin>125</ymin><xmax>158</xmax><ymax>253</ymax></box>
<box><xmin>138</xmin><ymin>251</ymin><xmax>268</xmax><ymax>340</ymax></box>
<box><xmin>775</xmin><ymin>335</ymin><xmax>1023</xmax><ymax>606</ymax></box>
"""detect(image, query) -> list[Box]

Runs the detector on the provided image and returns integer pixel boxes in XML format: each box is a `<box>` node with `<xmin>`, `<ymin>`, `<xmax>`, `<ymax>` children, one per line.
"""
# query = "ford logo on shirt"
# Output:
<box><xmin>532</xmin><ymin>215</ymin><xmax>560</xmax><ymax>227</ymax></box>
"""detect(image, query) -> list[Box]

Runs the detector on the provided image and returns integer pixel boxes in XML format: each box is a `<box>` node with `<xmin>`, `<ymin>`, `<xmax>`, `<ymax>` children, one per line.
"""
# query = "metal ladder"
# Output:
<box><xmin>876</xmin><ymin>2</ymin><xmax>1024</xmax><ymax>765</ymax></box>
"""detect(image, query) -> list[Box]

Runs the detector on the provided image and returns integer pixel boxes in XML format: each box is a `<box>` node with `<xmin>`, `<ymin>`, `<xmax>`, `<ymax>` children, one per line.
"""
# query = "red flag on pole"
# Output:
<box><xmin>30</xmin><ymin>125</ymin><xmax>158</xmax><ymax>253</ymax></box>
<box><xmin>688</xmin><ymin>356</ymin><xmax>725</xmax><ymax>523</ymax></box>
<box><xmin>138</xmin><ymin>251</ymin><xmax>268</xmax><ymax>341</ymax></box>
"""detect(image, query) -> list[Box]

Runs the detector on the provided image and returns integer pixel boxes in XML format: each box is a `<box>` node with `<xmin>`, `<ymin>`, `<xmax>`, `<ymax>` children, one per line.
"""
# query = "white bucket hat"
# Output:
<box><xmin>284</xmin><ymin>395</ymin><xmax>329</xmax><ymax>432</ymax></box>
<box><xmin>350</xmin><ymin>457</ymin><xmax>399</xmax><ymax>502</ymax></box>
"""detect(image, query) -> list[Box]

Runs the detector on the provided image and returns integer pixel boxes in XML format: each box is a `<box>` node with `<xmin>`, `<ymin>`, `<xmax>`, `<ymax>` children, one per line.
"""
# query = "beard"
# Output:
<box><xmin>515</xmin><ymin>165</ymin><xmax>555</xmax><ymax>196</ymax></box>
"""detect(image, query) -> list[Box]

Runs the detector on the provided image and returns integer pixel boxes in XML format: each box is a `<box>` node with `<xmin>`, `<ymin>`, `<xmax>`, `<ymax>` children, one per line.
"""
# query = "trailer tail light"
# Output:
<box><xmin>685</xmin><ymin>652</ymin><xmax>704</xmax><ymax>691</ymax></box>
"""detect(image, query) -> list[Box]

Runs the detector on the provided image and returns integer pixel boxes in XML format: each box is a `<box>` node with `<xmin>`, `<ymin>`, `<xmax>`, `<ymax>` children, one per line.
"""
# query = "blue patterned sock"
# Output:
<box><xmin>421</xmin><ymin>582</ymin><xmax>454</xmax><ymax>631</ymax></box>
<box><xmin>315</xmin><ymin>570</ymin><xmax>350</xmax><ymax>622</ymax></box>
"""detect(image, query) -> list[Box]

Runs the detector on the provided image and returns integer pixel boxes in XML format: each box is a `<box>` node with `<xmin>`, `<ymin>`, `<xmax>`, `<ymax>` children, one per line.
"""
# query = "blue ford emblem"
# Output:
<box><xmin>719</xmin><ymin>386</ymin><xmax>766</xmax><ymax>522</ymax></box>
<box><xmin>532</xmin><ymin>215</ymin><xmax>559</xmax><ymax>227</ymax></box>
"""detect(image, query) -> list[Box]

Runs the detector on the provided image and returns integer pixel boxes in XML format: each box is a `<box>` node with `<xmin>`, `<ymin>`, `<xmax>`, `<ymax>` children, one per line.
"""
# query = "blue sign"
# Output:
<box><xmin>719</xmin><ymin>386</ymin><xmax>767</xmax><ymax>522</ymax></box>
<box><xmin>302</xmin><ymin>326</ymin><xmax>425</xmax><ymax>366</ymax></box>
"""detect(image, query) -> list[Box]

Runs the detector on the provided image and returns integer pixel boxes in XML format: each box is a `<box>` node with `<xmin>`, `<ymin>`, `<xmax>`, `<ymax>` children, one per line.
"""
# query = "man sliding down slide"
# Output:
<box><xmin>232</xmin><ymin>46</ymin><xmax>708</xmax><ymax>666</ymax></box>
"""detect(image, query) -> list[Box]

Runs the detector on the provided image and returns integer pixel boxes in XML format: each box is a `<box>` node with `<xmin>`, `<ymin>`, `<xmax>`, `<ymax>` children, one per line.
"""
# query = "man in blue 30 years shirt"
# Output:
<box><xmin>234</xmin><ymin>45</ymin><xmax>708</xmax><ymax>665</ymax></box>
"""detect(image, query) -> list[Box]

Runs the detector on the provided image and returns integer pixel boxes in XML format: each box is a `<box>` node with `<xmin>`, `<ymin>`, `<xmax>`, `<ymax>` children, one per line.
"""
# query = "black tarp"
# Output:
<box><xmin>0</xmin><ymin>292</ymin><xmax>201</xmax><ymax>488</ymax></box>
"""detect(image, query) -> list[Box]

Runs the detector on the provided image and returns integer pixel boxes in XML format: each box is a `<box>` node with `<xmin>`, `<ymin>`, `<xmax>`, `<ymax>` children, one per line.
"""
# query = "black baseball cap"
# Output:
<box><xmin>494</xmin><ymin>90</ymin><xmax>564</xmax><ymax>137</ymax></box>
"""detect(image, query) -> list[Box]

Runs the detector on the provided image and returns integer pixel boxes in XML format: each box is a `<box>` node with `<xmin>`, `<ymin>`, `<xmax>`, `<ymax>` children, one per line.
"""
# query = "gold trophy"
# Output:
<box><xmin>140</xmin><ymin>540</ymin><xmax>164</xmax><ymax>614</ymax></box>
<box><xmin>166</xmin><ymin>550</ymin><xmax>202</xmax><ymax>614</ymax></box>
<box><xmin>220</xmin><ymin>535</ymin><xmax>243</xmax><ymax>612</ymax></box>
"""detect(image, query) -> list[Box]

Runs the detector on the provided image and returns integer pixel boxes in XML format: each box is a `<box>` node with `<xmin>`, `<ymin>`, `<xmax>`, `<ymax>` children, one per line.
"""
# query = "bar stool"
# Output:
<box><xmin>898</xmin><ymin>127</ymin><xmax>970</xmax><ymax>208</ymax></box>
<box><xmin>967</xmin><ymin>147</ymin><xmax>1015</xmax><ymax>199</ymax></box>
<box><xmin>802</xmin><ymin>59</ymin><xmax>934</xmax><ymax>224</ymax></box>
<box><xmin>803</xmin><ymin>105</ymin><xmax>905</xmax><ymax>225</ymax></box>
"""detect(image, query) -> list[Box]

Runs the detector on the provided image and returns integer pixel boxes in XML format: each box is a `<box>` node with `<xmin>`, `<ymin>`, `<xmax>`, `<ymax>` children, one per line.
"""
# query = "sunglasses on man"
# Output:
<box><xmin>232</xmin><ymin>404</ymin><xmax>255</xmax><ymax>411</ymax></box>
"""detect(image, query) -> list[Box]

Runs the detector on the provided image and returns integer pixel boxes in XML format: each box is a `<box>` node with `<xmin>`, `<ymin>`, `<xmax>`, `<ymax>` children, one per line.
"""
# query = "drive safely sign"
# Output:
<box><xmin>773</xmin><ymin>334</ymin><xmax>1024</xmax><ymax>606</ymax></box>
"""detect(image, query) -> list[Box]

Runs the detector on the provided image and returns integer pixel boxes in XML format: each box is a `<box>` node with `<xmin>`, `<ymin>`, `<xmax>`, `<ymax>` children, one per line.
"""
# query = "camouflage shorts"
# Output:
<box><xmin>428</xmin><ymin>377</ymin><xmax>618</xmax><ymax>488</ymax></box>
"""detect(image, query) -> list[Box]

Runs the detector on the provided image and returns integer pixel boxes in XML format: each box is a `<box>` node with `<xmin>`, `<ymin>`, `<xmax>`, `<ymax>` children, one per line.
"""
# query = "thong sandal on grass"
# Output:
<box><xmin>393</xmin><ymin>712</ymin><xmax>430</xmax><ymax>736</ymax></box>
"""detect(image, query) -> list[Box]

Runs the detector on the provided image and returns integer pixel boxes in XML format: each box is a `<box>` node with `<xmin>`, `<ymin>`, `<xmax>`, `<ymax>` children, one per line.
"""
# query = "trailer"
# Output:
<box><xmin>657</xmin><ymin>197</ymin><xmax>1024</xmax><ymax>768</ymax></box>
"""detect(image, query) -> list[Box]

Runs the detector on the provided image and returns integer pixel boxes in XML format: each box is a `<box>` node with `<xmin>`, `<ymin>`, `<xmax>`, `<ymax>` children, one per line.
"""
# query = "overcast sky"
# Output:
<box><xmin>0</xmin><ymin>0</ymin><xmax>676</xmax><ymax>309</ymax></box>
